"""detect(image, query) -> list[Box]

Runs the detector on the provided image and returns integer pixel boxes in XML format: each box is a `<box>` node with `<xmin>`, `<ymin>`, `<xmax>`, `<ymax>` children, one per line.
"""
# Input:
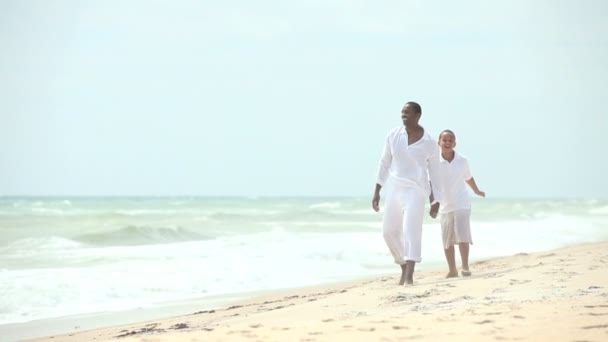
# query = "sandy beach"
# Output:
<box><xmin>28</xmin><ymin>241</ymin><xmax>608</xmax><ymax>342</ymax></box>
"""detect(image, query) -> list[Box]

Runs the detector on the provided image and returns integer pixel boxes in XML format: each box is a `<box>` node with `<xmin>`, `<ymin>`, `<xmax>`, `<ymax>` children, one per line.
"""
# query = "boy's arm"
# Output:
<box><xmin>465</xmin><ymin>177</ymin><xmax>485</xmax><ymax>197</ymax></box>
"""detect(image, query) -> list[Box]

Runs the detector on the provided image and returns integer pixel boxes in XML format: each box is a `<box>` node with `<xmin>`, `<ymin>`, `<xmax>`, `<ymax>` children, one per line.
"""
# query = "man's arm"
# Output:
<box><xmin>427</xmin><ymin>145</ymin><xmax>442</xmax><ymax>218</ymax></box>
<box><xmin>428</xmin><ymin>182</ymin><xmax>439</xmax><ymax>218</ymax></box>
<box><xmin>372</xmin><ymin>183</ymin><xmax>382</xmax><ymax>212</ymax></box>
<box><xmin>372</xmin><ymin>133</ymin><xmax>392</xmax><ymax>211</ymax></box>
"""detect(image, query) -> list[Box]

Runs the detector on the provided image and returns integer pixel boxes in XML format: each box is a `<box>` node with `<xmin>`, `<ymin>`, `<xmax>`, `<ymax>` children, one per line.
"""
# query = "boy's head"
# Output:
<box><xmin>438</xmin><ymin>129</ymin><xmax>456</xmax><ymax>152</ymax></box>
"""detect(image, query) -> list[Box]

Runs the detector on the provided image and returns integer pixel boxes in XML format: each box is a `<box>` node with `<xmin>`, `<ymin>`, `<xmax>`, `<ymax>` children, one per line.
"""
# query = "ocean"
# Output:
<box><xmin>1</xmin><ymin>197</ymin><xmax>607</xmax><ymax>336</ymax></box>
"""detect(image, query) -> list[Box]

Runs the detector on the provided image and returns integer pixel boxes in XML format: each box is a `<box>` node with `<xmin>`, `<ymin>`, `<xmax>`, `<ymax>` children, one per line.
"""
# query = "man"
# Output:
<box><xmin>372</xmin><ymin>101</ymin><xmax>442</xmax><ymax>285</ymax></box>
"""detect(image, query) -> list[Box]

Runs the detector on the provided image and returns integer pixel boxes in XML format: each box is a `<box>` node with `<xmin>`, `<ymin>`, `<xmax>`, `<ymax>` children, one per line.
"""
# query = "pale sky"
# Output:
<box><xmin>1</xmin><ymin>0</ymin><xmax>607</xmax><ymax>198</ymax></box>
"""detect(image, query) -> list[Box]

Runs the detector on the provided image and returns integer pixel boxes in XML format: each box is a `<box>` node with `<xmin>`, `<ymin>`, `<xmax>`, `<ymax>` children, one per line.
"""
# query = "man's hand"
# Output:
<box><xmin>475</xmin><ymin>190</ymin><xmax>486</xmax><ymax>197</ymax></box>
<box><xmin>372</xmin><ymin>193</ymin><xmax>381</xmax><ymax>212</ymax></box>
<box><xmin>429</xmin><ymin>202</ymin><xmax>440</xmax><ymax>218</ymax></box>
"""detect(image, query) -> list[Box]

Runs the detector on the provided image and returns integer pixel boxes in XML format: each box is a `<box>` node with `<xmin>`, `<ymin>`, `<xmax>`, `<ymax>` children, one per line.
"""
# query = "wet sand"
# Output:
<box><xmin>30</xmin><ymin>241</ymin><xmax>608</xmax><ymax>341</ymax></box>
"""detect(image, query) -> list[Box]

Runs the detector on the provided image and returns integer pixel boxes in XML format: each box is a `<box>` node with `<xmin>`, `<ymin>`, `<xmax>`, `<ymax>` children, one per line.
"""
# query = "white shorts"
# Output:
<box><xmin>440</xmin><ymin>209</ymin><xmax>473</xmax><ymax>249</ymax></box>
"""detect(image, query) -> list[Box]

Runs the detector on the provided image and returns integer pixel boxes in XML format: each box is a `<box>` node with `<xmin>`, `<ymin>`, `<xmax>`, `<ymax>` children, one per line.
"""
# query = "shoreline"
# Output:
<box><xmin>1</xmin><ymin>260</ymin><xmax>448</xmax><ymax>340</ymax></box>
<box><xmin>23</xmin><ymin>240</ymin><xmax>608</xmax><ymax>341</ymax></box>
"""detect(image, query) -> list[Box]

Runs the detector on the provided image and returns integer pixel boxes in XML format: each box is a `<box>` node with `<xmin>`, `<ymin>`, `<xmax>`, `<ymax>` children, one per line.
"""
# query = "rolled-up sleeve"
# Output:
<box><xmin>376</xmin><ymin>133</ymin><xmax>392</xmax><ymax>186</ymax></box>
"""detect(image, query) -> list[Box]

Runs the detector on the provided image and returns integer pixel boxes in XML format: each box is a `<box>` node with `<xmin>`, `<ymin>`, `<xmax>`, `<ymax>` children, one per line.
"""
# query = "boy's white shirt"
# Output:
<box><xmin>437</xmin><ymin>151</ymin><xmax>473</xmax><ymax>214</ymax></box>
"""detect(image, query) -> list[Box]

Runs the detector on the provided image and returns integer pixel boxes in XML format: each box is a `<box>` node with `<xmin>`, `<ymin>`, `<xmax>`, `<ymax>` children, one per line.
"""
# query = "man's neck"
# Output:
<box><xmin>441</xmin><ymin>150</ymin><xmax>455</xmax><ymax>162</ymax></box>
<box><xmin>405</xmin><ymin>124</ymin><xmax>423</xmax><ymax>134</ymax></box>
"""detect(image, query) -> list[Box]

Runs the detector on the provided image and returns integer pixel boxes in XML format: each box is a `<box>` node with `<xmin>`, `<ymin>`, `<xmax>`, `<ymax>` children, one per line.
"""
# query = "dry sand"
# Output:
<box><xmin>30</xmin><ymin>241</ymin><xmax>608</xmax><ymax>341</ymax></box>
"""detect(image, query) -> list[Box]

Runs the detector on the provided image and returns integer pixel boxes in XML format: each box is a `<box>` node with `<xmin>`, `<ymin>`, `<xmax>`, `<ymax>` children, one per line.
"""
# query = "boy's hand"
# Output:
<box><xmin>475</xmin><ymin>190</ymin><xmax>486</xmax><ymax>197</ymax></box>
<box><xmin>429</xmin><ymin>203</ymin><xmax>440</xmax><ymax>218</ymax></box>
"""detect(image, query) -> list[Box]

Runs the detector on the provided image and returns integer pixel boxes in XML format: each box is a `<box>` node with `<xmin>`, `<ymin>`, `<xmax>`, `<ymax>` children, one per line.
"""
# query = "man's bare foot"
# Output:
<box><xmin>399</xmin><ymin>264</ymin><xmax>407</xmax><ymax>285</ymax></box>
<box><xmin>446</xmin><ymin>271</ymin><xmax>459</xmax><ymax>278</ymax></box>
<box><xmin>461</xmin><ymin>269</ymin><xmax>472</xmax><ymax>277</ymax></box>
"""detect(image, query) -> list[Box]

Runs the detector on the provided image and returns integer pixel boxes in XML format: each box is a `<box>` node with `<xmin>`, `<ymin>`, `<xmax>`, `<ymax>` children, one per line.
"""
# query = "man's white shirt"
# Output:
<box><xmin>376</xmin><ymin>126</ymin><xmax>442</xmax><ymax>202</ymax></box>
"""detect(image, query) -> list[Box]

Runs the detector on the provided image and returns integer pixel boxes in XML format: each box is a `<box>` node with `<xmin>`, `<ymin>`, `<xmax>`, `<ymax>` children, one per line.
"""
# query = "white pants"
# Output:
<box><xmin>383</xmin><ymin>185</ymin><xmax>426</xmax><ymax>264</ymax></box>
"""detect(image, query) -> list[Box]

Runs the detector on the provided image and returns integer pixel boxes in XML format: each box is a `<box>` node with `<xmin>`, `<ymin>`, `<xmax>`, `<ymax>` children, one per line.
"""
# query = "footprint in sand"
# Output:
<box><xmin>581</xmin><ymin>324</ymin><xmax>608</xmax><ymax>329</ymax></box>
<box><xmin>192</xmin><ymin>309</ymin><xmax>215</xmax><ymax>315</ymax></box>
<box><xmin>509</xmin><ymin>279</ymin><xmax>532</xmax><ymax>285</ymax></box>
<box><xmin>438</xmin><ymin>283</ymin><xmax>456</xmax><ymax>288</ymax></box>
<box><xmin>357</xmin><ymin>327</ymin><xmax>376</xmax><ymax>332</ymax></box>
<box><xmin>270</xmin><ymin>327</ymin><xmax>291</xmax><ymax>331</ymax></box>
<box><xmin>392</xmin><ymin>325</ymin><xmax>409</xmax><ymax>330</ymax></box>
<box><xmin>538</xmin><ymin>253</ymin><xmax>556</xmax><ymax>258</ymax></box>
<box><xmin>484</xmin><ymin>273</ymin><xmax>504</xmax><ymax>279</ymax></box>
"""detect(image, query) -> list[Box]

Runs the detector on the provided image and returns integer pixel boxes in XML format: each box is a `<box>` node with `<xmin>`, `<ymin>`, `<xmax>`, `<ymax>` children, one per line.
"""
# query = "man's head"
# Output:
<box><xmin>438</xmin><ymin>129</ymin><xmax>457</xmax><ymax>152</ymax></box>
<box><xmin>401</xmin><ymin>101</ymin><xmax>422</xmax><ymax>128</ymax></box>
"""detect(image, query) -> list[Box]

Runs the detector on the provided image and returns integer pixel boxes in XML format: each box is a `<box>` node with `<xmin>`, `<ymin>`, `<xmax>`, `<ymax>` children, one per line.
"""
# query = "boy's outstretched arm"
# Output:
<box><xmin>465</xmin><ymin>177</ymin><xmax>486</xmax><ymax>197</ymax></box>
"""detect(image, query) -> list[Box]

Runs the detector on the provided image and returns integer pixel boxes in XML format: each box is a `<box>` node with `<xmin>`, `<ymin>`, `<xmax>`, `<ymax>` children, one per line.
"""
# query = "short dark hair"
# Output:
<box><xmin>439</xmin><ymin>129</ymin><xmax>456</xmax><ymax>140</ymax></box>
<box><xmin>405</xmin><ymin>101</ymin><xmax>422</xmax><ymax>115</ymax></box>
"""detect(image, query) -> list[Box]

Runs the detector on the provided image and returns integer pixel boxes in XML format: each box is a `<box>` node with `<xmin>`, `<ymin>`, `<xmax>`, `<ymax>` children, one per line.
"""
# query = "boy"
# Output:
<box><xmin>433</xmin><ymin>129</ymin><xmax>485</xmax><ymax>277</ymax></box>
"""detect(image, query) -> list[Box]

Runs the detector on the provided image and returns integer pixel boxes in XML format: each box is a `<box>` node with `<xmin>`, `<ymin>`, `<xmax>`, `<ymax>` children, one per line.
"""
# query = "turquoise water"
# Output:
<box><xmin>0</xmin><ymin>197</ymin><xmax>607</xmax><ymax>325</ymax></box>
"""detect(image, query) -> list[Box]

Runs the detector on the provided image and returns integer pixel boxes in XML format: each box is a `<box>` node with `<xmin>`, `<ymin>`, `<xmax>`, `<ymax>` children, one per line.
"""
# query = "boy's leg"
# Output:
<box><xmin>454</xmin><ymin>210</ymin><xmax>472</xmax><ymax>276</ymax></box>
<box><xmin>441</xmin><ymin>213</ymin><xmax>458</xmax><ymax>277</ymax></box>
<box><xmin>444</xmin><ymin>246</ymin><xmax>458</xmax><ymax>277</ymax></box>
<box><xmin>458</xmin><ymin>242</ymin><xmax>470</xmax><ymax>273</ymax></box>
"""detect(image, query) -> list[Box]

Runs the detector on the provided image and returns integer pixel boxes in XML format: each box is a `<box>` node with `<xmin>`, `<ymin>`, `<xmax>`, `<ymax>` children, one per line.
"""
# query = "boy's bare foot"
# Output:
<box><xmin>461</xmin><ymin>269</ymin><xmax>472</xmax><ymax>277</ymax></box>
<box><xmin>446</xmin><ymin>271</ymin><xmax>459</xmax><ymax>278</ymax></box>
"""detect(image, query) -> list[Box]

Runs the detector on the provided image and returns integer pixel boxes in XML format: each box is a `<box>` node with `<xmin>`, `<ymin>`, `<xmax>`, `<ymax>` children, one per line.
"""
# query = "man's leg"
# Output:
<box><xmin>404</xmin><ymin>260</ymin><xmax>416</xmax><ymax>285</ymax></box>
<box><xmin>399</xmin><ymin>264</ymin><xmax>407</xmax><ymax>285</ymax></box>
<box><xmin>382</xmin><ymin>189</ymin><xmax>406</xmax><ymax>284</ymax></box>
<box><xmin>402</xmin><ymin>188</ymin><xmax>425</xmax><ymax>285</ymax></box>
